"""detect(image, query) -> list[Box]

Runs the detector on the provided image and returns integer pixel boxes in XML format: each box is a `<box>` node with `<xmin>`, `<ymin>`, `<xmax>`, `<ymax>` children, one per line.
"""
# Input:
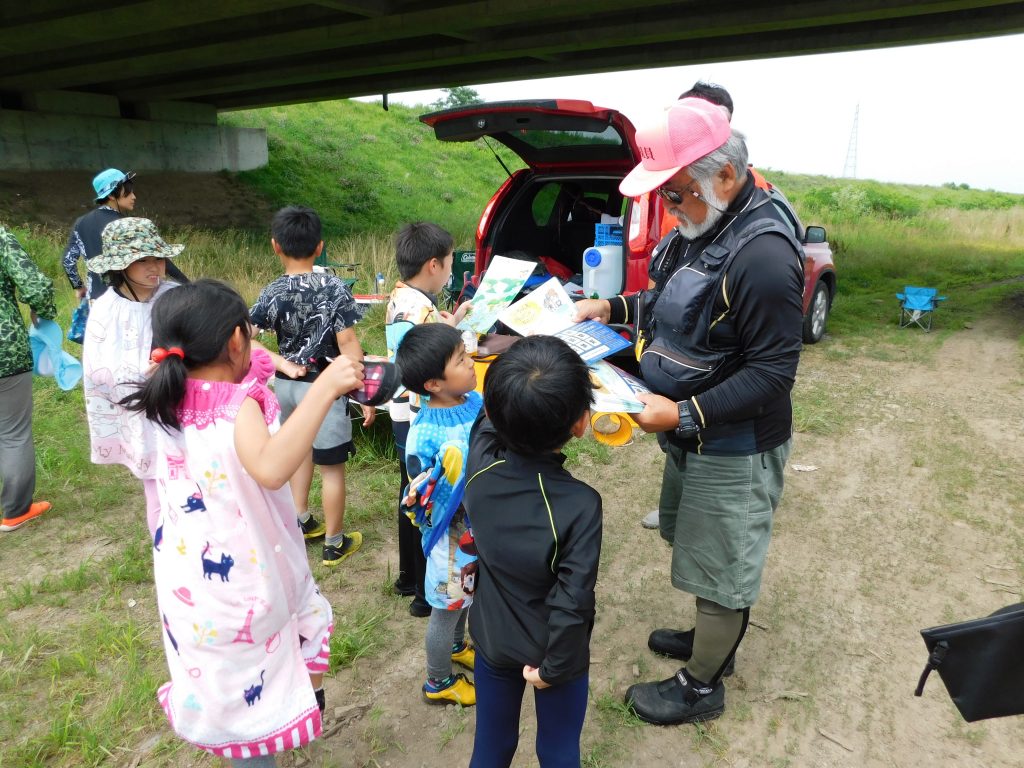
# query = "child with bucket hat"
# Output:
<box><xmin>61</xmin><ymin>169</ymin><xmax>189</xmax><ymax>300</ymax></box>
<box><xmin>82</xmin><ymin>217</ymin><xmax>183</xmax><ymax>534</ymax></box>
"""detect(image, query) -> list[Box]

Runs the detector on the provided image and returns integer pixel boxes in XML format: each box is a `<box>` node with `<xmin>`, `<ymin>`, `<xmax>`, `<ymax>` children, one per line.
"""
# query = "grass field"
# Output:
<box><xmin>2</xmin><ymin>97</ymin><xmax>1024</xmax><ymax>766</ymax></box>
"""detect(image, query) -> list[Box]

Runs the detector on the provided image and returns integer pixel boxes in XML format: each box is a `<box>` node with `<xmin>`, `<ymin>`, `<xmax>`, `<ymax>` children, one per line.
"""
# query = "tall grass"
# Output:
<box><xmin>753</xmin><ymin>171</ymin><xmax>1024</xmax><ymax>340</ymax></box>
<box><xmin>830</xmin><ymin>212</ymin><xmax>1023</xmax><ymax>339</ymax></box>
<box><xmin>16</xmin><ymin>191</ymin><xmax>1024</xmax><ymax>360</ymax></box>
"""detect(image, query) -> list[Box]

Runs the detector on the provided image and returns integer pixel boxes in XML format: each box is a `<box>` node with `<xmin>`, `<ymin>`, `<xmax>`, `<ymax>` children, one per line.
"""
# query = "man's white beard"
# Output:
<box><xmin>670</xmin><ymin>180</ymin><xmax>728</xmax><ymax>240</ymax></box>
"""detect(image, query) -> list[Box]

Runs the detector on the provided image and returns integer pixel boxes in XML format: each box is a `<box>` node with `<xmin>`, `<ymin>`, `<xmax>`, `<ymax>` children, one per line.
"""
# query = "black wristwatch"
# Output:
<box><xmin>675</xmin><ymin>401</ymin><xmax>700</xmax><ymax>438</ymax></box>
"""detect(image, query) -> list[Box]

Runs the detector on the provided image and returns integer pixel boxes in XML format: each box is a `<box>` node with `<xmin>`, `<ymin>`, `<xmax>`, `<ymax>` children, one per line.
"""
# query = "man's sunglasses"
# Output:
<box><xmin>657</xmin><ymin>180</ymin><xmax>699</xmax><ymax>205</ymax></box>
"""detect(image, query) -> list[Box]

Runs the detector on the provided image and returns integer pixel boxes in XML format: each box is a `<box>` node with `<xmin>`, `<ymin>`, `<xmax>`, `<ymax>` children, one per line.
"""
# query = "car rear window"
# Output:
<box><xmin>512</xmin><ymin>125</ymin><xmax>623</xmax><ymax>151</ymax></box>
<box><xmin>494</xmin><ymin>124</ymin><xmax>631</xmax><ymax>166</ymax></box>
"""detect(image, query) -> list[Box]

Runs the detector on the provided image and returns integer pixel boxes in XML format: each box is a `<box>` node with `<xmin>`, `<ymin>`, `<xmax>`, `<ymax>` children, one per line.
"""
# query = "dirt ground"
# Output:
<box><xmin>292</xmin><ymin>314</ymin><xmax>1024</xmax><ymax>768</ymax></box>
<box><xmin>5</xmin><ymin>314</ymin><xmax>1023</xmax><ymax>768</ymax></box>
<box><xmin>0</xmin><ymin>170</ymin><xmax>273</xmax><ymax>232</ymax></box>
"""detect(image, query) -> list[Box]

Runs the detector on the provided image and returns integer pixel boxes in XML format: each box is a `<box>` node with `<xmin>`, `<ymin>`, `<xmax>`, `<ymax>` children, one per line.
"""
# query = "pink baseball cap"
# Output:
<box><xmin>620</xmin><ymin>98</ymin><xmax>731</xmax><ymax>197</ymax></box>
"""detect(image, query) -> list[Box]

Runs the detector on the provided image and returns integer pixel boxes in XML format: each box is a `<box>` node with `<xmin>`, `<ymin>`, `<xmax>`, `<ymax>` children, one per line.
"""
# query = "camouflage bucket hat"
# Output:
<box><xmin>89</xmin><ymin>217</ymin><xmax>183</xmax><ymax>274</ymax></box>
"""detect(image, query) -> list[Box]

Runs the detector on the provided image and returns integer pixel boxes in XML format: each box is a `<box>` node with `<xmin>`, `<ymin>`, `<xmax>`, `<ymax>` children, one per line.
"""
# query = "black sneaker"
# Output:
<box><xmin>648</xmin><ymin>628</ymin><xmax>735</xmax><ymax>677</ymax></box>
<box><xmin>314</xmin><ymin>687</ymin><xmax>326</xmax><ymax>714</ymax></box>
<box><xmin>322</xmin><ymin>532</ymin><xmax>362</xmax><ymax>566</ymax></box>
<box><xmin>625</xmin><ymin>668</ymin><xmax>725</xmax><ymax>725</ymax></box>
<box><xmin>409</xmin><ymin>596</ymin><xmax>432</xmax><ymax>618</ymax></box>
<box><xmin>299</xmin><ymin>514</ymin><xmax>326</xmax><ymax>540</ymax></box>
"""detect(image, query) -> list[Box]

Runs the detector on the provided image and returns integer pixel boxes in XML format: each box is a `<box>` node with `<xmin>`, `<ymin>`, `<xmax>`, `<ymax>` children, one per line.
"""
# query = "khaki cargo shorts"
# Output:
<box><xmin>658</xmin><ymin>439</ymin><xmax>791</xmax><ymax>609</ymax></box>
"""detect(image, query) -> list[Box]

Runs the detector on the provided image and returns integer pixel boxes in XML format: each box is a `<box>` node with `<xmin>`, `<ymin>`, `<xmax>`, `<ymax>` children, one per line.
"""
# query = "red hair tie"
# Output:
<box><xmin>151</xmin><ymin>346</ymin><xmax>184</xmax><ymax>364</ymax></box>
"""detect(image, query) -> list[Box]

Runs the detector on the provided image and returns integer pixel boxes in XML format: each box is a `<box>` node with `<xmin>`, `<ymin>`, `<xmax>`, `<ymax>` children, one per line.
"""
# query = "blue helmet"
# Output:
<box><xmin>92</xmin><ymin>168</ymin><xmax>136</xmax><ymax>202</ymax></box>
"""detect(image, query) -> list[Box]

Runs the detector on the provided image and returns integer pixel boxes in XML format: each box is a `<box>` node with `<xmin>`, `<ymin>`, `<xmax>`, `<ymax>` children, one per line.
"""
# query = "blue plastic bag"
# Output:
<box><xmin>67</xmin><ymin>298</ymin><xmax>88</xmax><ymax>344</ymax></box>
<box><xmin>30</xmin><ymin>318</ymin><xmax>83</xmax><ymax>390</ymax></box>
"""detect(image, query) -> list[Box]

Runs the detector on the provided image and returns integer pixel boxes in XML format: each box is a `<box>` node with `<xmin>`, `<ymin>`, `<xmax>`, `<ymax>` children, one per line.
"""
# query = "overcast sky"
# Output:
<box><xmin>360</xmin><ymin>33</ymin><xmax>1023</xmax><ymax>194</ymax></box>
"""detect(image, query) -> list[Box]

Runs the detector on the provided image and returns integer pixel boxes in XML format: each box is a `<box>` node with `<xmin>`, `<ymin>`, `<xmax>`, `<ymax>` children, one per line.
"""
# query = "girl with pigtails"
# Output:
<box><xmin>121</xmin><ymin>279</ymin><xmax>365</xmax><ymax>765</ymax></box>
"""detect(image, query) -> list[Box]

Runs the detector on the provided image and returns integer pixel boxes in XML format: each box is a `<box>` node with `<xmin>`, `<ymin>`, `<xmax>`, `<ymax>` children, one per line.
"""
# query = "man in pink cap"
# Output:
<box><xmin>575</xmin><ymin>98</ymin><xmax>805</xmax><ymax>725</ymax></box>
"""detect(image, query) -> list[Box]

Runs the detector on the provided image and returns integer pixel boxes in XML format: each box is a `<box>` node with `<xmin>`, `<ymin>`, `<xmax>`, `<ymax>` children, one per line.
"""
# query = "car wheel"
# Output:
<box><xmin>802</xmin><ymin>281</ymin><xmax>830</xmax><ymax>344</ymax></box>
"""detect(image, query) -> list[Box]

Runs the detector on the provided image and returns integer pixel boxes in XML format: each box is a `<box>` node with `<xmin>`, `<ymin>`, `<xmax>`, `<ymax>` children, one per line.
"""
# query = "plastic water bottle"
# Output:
<box><xmin>462</xmin><ymin>330</ymin><xmax>478</xmax><ymax>355</ymax></box>
<box><xmin>375</xmin><ymin>272</ymin><xmax>386</xmax><ymax>295</ymax></box>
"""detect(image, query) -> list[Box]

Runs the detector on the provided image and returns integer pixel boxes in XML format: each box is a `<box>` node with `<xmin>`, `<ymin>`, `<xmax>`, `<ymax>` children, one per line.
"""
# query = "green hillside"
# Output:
<box><xmin>222</xmin><ymin>98</ymin><xmax>1024</xmax><ymax>238</ymax></box>
<box><xmin>221</xmin><ymin>99</ymin><xmax>526</xmax><ymax>242</ymax></box>
<box><xmin>6</xmin><ymin>97</ymin><xmax>1023</xmax><ymax>346</ymax></box>
<box><xmin>220</xmin><ymin>98</ymin><xmax>1024</xmax><ymax>341</ymax></box>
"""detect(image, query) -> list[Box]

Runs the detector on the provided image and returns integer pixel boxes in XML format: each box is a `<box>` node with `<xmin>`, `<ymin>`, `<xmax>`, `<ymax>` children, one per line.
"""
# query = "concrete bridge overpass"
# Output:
<box><xmin>2</xmin><ymin>0</ymin><xmax>1023</xmax><ymax>172</ymax></box>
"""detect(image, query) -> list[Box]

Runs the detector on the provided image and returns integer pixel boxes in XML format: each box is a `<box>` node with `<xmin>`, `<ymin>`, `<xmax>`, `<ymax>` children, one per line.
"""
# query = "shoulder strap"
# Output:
<box><xmin>649</xmin><ymin>229</ymin><xmax>684</xmax><ymax>290</ymax></box>
<box><xmin>711</xmin><ymin>190</ymin><xmax>805</xmax><ymax>276</ymax></box>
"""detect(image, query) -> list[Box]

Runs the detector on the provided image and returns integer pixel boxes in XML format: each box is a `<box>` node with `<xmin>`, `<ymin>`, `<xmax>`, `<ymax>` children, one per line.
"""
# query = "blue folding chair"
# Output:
<box><xmin>897</xmin><ymin>286</ymin><xmax>946</xmax><ymax>332</ymax></box>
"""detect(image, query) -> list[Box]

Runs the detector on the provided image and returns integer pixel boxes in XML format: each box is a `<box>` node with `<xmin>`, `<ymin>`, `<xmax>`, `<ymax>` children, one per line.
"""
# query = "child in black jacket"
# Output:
<box><xmin>464</xmin><ymin>336</ymin><xmax>602</xmax><ymax>768</ymax></box>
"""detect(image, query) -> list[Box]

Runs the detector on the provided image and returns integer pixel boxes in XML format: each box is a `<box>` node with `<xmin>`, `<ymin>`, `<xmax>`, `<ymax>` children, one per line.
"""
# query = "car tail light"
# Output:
<box><xmin>475</xmin><ymin>179</ymin><xmax>513</xmax><ymax>276</ymax></box>
<box><xmin>627</xmin><ymin>193</ymin><xmax>649</xmax><ymax>253</ymax></box>
<box><xmin>477</xmin><ymin>196</ymin><xmax>497</xmax><ymax>244</ymax></box>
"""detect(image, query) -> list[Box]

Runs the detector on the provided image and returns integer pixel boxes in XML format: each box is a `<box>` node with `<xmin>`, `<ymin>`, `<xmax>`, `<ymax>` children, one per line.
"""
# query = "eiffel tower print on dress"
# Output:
<box><xmin>233</xmin><ymin>607</ymin><xmax>255</xmax><ymax>644</ymax></box>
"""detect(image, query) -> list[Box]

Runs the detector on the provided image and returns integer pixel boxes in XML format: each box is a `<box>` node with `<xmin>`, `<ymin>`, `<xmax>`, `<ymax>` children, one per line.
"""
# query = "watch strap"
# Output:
<box><xmin>676</xmin><ymin>401</ymin><xmax>699</xmax><ymax>438</ymax></box>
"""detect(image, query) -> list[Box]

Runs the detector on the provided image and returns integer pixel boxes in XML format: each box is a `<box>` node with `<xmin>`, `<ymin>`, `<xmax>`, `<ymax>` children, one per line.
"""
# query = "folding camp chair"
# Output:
<box><xmin>313</xmin><ymin>246</ymin><xmax>358</xmax><ymax>289</ymax></box>
<box><xmin>897</xmin><ymin>286</ymin><xmax>946</xmax><ymax>332</ymax></box>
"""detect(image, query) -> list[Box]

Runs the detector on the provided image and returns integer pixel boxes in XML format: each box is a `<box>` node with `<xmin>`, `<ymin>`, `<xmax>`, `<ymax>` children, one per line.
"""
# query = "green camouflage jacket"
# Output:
<box><xmin>1</xmin><ymin>226</ymin><xmax>57</xmax><ymax>378</ymax></box>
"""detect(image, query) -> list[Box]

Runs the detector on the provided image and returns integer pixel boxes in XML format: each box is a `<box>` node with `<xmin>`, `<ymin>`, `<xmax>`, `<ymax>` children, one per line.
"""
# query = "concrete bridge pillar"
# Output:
<box><xmin>0</xmin><ymin>91</ymin><xmax>266</xmax><ymax>172</ymax></box>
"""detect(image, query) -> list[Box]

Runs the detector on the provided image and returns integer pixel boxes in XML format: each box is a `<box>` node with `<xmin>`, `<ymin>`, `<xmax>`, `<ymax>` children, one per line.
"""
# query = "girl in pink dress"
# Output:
<box><xmin>122</xmin><ymin>279</ymin><xmax>364</xmax><ymax>766</ymax></box>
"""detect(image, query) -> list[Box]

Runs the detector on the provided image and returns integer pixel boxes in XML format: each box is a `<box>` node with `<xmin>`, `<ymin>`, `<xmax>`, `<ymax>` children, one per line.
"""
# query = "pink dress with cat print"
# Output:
<box><xmin>152</xmin><ymin>349</ymin><xmax>332</xmax><ymax>759</ymax></box>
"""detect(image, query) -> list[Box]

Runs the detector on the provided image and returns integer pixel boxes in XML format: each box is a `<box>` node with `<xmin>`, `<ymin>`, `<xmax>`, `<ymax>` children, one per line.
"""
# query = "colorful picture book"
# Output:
<box><xmin>498</xmin><ymin>277</ymin><xmax>576</xmax><ymax>334</ymax></box>
<box><xmin>456</xmin><ymin>255</ymin><xmax>536</xmax><ymax>334</ymax></box>
<box><xmin>588</xmin><ymin>360</ymin><xmax>649</xmax><ymax>414</ymax></box>
<box><xmin>498</xmin><ymin>278</ymin><xmax>630</xmax><ymax>363</ymax></box>
<box><xmin>553</xmin><ymin>321</ymin><xmax>630</xmax><ymax>364</ymax></box>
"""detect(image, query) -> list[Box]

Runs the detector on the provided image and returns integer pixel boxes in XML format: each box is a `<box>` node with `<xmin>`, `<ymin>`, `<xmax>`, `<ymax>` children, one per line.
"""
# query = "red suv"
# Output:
<box><xmin>421</xmin><ymin>99</ymin><xmax>836</xmax><ymax>343</ymax></box>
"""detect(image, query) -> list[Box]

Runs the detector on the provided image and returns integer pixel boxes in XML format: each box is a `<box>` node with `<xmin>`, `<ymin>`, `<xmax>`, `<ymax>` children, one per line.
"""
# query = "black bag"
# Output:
<box><xmin>914</xmin><ymin>603</ymin><xmax>1024</xmax><ymax>722</ymax></box>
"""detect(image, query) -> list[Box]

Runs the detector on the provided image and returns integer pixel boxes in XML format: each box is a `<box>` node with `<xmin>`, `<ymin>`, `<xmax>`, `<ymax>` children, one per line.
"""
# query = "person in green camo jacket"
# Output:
<box><xmin>0</xmin><ymin>225</ymin><xmax>57</xmax><ymax>532</ymax></box>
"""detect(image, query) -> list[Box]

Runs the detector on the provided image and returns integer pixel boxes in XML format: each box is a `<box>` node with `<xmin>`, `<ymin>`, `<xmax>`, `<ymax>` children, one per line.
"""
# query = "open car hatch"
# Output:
<box><xmin>420</xmin><ymin>99</ymin><xmax>638</xmax><ymax>172</ymax></box>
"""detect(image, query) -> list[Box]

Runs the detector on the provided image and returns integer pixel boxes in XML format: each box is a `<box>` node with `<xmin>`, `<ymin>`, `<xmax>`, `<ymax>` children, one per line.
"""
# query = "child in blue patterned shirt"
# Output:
<box><xmin>394</xmin><ymin>322</ymin><xmax>482</xmax><ymax>705</ymax></box>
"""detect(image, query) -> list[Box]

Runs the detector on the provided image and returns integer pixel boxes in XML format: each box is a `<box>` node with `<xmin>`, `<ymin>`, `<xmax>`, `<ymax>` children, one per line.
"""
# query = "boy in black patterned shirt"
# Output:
<box><xmin>250</xmin><ymin>205</ymin><xmax>373</xmax><ymax>566</ymax></box>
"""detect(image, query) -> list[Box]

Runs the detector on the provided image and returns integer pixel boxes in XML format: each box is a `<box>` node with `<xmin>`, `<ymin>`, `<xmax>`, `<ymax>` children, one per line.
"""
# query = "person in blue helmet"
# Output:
<box><xmin>62</xmin><ymin>168</ymin><xmax>189</xmax><ymax>300</ymax></box>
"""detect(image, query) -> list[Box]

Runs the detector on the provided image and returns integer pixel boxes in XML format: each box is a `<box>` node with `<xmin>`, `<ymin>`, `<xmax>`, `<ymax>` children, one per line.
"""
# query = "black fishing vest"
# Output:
<box><xmin>637</xmin><ymin>188</ymin><xmax>804</xmax><ymax>402</ymax></box>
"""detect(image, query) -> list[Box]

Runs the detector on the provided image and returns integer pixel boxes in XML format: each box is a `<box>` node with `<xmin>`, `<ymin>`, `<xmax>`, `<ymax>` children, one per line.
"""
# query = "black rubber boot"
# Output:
<box><xmin>625</xmin><ymin>667</ymin><xmax>725</xmax><ymax>725</ymax></box>
<box><xmin>647</xmin><ymin>628</ymin><xmax>735</xmax><ymax>676</ymax></box>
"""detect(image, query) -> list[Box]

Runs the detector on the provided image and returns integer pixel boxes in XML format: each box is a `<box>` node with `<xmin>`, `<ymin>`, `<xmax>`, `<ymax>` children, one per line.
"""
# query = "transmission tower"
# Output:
<box><xmin>842</xmin><ymin>104</ymin><xmax>859</xmax><ymax>178</ymax></box>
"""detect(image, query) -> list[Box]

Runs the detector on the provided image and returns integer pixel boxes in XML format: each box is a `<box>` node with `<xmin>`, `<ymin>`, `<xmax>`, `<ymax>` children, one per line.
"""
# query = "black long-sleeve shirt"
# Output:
<box><xmin>609</xmin><ymin>175</ymin><xmax>804</xmax><ymax>455</ymax></box>
<box><xmin>465</xmin><ymin>415</ymin><xmax>602</xmax><ymax>686</ymax></box>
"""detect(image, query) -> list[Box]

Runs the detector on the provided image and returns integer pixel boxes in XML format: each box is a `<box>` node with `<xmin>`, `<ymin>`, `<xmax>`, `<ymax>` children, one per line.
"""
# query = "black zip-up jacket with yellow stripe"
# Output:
<box><xmin>608</xmin><ymin>174</ymin><xmax>804</xmax><ymax>456</ymax></box>
<box><xmin>465</xmin><ymin>414</ymin><xmax>602</xmax><ymax>686</ymax></box>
